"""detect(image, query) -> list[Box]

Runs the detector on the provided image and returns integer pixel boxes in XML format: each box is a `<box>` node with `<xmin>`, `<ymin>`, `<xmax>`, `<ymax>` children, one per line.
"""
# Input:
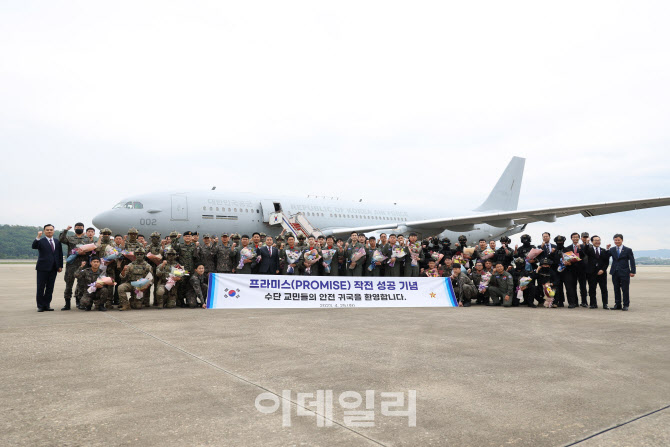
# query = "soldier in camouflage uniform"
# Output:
<box><xmin>156</xmin><ymin>249</ymin><xmax>181</xmax><ymax>308</ymax></box>
<box><xmin>346</xmin><ymin>232</ymin><xmax>367</xmax><ymax>277</ymax></box>
<box><xmin>117</xmin><ymin>246</ymin><xmax>152</xmax><ymax>310</ymax></box>
<box><xmin>232</xmin><ymin>235</ymin><xmax>258</xmax><ymax>274</ymax></box>
<box><xmin>321</xmin><ymin>235</ymin><xmax>341</xmax><ymax>277</ymax></box>
<box><xmin>163</xmin><ymin>231</ymin><xmax>180</xmax><ymax>253</ymax></box>
<box><xmin>145</xmin><ymin>231</ymin><xmax>163</xmax><ymax>307</ymax></box>
<box><xmin>118</xmin><ymin>228</ymin><xmax>142</xmax><ymax>287</ymax></box>
<box><xmin>403</xmin><ymin>233</ymin><xmax>425</xmax><ymax>277</ymax></box>
<box><xmin>95</xmin><ymin>228</ymin><xmax>118</xmax><ymax>308</ymax></box>
<box><xmin>58</xmin><ymin>223</ymin><xmax>90</xmax><ymax>310</ymax></box>
<box><xmin>213</xmin><ymin>233</ymin><xmax>235</xmax><ymax>273</ymax></box>
<box><xmin>75</xmin><ymin>257</ymin><xmax>113</xmax><ymax>311</ymax></box>
<box><xmin>231</xmin><ymin>233</ymin><xmax>241</xmax><ymax>251</ymax></box>
<box><xmin>365</xmin><ymin>236</ymin><xmax>384</xmax><ymax>277</ymax></box>
<box><xmin>301</xmin><ymin>236</ymin><xmax>321</xmax><ymax>276</ymax></box>
<box><xmin>280</xmin><ymin>235</ymin><xmax>303</xmax><ymax>275</ymax></box>
<box><xmin>186</xmin><ymin>264</ymin><xmax>208</xmax><ymax>308</ymax></box>
<box><xmin>177</xmin><ymin>231</ymin><xmax>198</xmax><ymax>306</ymax></box>
<box><xmin>199</xmin><ymin>234</ymin><xmax>217</xmax><ymax>282</ymax></box>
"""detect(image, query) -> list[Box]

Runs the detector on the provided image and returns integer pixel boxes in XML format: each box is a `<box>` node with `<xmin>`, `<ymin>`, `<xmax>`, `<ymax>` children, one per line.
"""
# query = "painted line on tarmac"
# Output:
<box><xmin>103</xmin><ymin>313</ymin><xmax>387</xmax><ymax>447</ymax></box>
<box><xmin>564</xmin><ymin>404</ymin><xmax>670</xmax><ymax>446</ymax></box>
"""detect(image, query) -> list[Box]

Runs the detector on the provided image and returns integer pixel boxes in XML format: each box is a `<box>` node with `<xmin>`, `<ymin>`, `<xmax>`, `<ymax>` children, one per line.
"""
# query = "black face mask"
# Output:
<box><xmin>75</xmin><ymin>228</ymin><xmax>84</xmax><ymax>235</ymax></box>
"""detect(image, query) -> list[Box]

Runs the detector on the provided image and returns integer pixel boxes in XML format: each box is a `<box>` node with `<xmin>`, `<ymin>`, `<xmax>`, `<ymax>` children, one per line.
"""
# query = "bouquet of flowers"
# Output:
<box><xmin>479</xmin><ymin>248</ymin><xmax>495</xmax><ymax>260</ymax></box>
<box><xmin>87</xmin><ymin>275</ymin><xmax>114</xmax><ymax>294</ymax></box>
<box><xmin>321</xmin><ymin>249</ymin><xmax>337</xmax><ymax>274</ymax></box>
<box><xmin>131</xmin><ymin>272</ymin><xmax>153</xmax><ymax>299</ymax></box>
<box><xmin>165</xmin><ymin>265</ymin><xmax>187</xmax><ymax>291</ymax></box>
<box><xmin>303</xmin><ymin>249</ymin><xmax>321</xmax><ymax>275</ymax></box>
<box><xmin>543</xmin><ymin>283</ymin><xmax>555</xmax><ymax>297</ymax></box>
<box><xmin>562</xmin><ymin>251</ymin><xmax>581</xmax><ymax>266</ymax></box>
<box><xmin>543</xmin><ymin>283</ymin><xmax>556</xmax><ymax>308</ymax></box>
<box><xmin>66</xmin><ymin>249</ymin><xmax>79</xmax><ymax>264</ymax></box>
<box><xmin>121</xmin><ymin>250</ymin><xmax>136</xmax><ymax>262</ymax></box>
<box><xmin>463</xmin><ymin>247</ymin><xmax>475</xmax><ymax>259</ymax></box>
<box><xmin>525</xmin><ymin>248</ymin><xmax>544</xmax><ymax>262</ymax></box>
<box><xmin>424</xmin><ymin>268</ymin><xmax>441</xmax><ymax>277</ymax></box>
<box><xmin>430</xmin><ymin>252</ymin><xmax>444</xmax><ymax>264</ymax></box>
<box><xmin>285</xmin><ymin>250</ymin><xmax>301</xmax><ymax>274</ymax></box>
<box><xmin>237</xmin><ymin>247</ymin><xmax>254</xmax><ymax>270</ymax></box>
<box><xmin>76</xmin><ymin>243</ymin><xmax>97</xmax><ymax>254</ymax></box>
<box><xmin>478</xmin><ymin>272</ymin><xmax>492</xmax><ymax>293</ymax></box>
<box><xmin>452</xmin><ymin>254</ymin><xmax>466</xmax><ymax>266</ymax></box>
<box><xmin>367</xmin><ymin>249</ymin><xmax>388</xmax><ymax>272</ymax></box>
<box><xmin>388</xmin><ymin>246</ymin><xmax>405</xmax><ymax>267</ymax></box>
<box><xmin>408</xmin><ymin>243</ymin><xmax>421</xmax><ymax>267</ymax></box>
<box><xmin>348</xmin><ymin>247</ymin><xmax>366</xmax><ymax>269</ymax></box>
<box><xmin>519</xmin><ymin>276</ymin><xmax>533</xmax><ymax>288</ymax></box>
<box><xmin>146</xmin><ymin>252</ymin><xmax>163</xmax><ymax>265</ymax></box>
<box><xmin>103</xmin><ymin>246</ymin><xmax>123</xmax><ymax>261</ymax></box>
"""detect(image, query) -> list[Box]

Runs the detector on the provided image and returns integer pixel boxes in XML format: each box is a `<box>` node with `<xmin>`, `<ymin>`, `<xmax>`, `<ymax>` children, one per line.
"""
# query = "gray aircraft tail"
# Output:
<box><xmin>474</xmin><ymin>156</ymin><xmax>525</xmax><ymax>212</ymax></box>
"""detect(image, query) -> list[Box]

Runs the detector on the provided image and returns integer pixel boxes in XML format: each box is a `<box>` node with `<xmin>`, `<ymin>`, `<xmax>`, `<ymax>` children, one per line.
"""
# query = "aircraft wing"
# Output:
<box><xmin>324</xmin><ymin>196</ymin><xmax>670</xmax><ymax>236</ymax></box>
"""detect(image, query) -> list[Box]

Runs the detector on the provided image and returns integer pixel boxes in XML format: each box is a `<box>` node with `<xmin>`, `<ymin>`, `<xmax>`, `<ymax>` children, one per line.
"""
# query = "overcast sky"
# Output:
<box><xmin>1</xmin><ymin>1</ymin><xmax>669</xmax><ymax>249</ymax></box>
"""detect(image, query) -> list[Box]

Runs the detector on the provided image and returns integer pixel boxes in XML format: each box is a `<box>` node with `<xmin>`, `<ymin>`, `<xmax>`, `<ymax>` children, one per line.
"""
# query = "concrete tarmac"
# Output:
<box><xmin>1</xmin><ymin>265</ymin><xmax>669</xmax><ymax>447</ymax></box>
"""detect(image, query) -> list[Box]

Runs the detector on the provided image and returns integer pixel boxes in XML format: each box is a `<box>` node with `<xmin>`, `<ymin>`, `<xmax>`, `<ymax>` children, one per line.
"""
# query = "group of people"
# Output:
<box><xmin>32</xmin><ymin>223</ymin><xmax>637</xmax><ymax>313</ymax></box>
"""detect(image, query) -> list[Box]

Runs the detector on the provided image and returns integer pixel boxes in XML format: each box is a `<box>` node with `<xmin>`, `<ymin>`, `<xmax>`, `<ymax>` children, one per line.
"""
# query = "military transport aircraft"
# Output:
<box><xmin>92</xmin><ymin>157</ymin><xmax>670</xmax><ymax>241</ymax></box>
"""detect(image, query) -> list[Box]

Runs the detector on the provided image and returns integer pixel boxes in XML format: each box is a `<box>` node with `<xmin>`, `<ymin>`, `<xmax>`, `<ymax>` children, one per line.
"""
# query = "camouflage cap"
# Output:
<box><xmin>100</xmin><ymin>228</ymin><xmax>112</xmax><ymax>235</ymax></box>
<box><xmin>135</xmin><ymin>246</ymin><xmax>146</xmax><ymax>254</ymax></box>
<box><xmin>259</xmin><ymin>232</ymin><xmax>267</xmax><ymax>238</ymax></box>
<box><xmin>297</xmin><ymin>234</ymin><xmax>305</xmax><ymax>239</ymax></box>
<box><xmin>203</xmin><ymin>233</ymin><xmax>211</xmax><ymax>238</ymax></box>
<box><xmin>276</xmin><ymin>234</ymin><xmax>284</xmax><ymax>241</ymax></box>
<box><xmin>150</xmin><ymin>231</ymin><xmax>161</xmax><ymax>238</ymax></box>
<box><xmin>232</xmin><ymin>233</ymin><xmax>241</xmax><ymax>240</ymax></box>
<box><xmin>128</xmin><ymin>227</ymin><xmax>139</xmax><ymax>234</ymax></box>
<box><xmin>169</xmin><ymin>231</ymin><xmax>179</xmax><ymax>238</ymax></box>
<box><xmin>166</xmin><ymin>248</ymin><xmax>177</xmax><ymax>255</ymax></box>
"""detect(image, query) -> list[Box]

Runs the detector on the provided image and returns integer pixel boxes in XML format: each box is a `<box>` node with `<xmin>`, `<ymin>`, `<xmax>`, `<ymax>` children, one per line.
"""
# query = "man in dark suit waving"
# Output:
<box><xmin>258</xmin><ymin>236</ymin><xmax>280</xmax><ymax>275</ymax></box>
<box><xmin>609</xmin><ymin>233</ymin><xmax>636</xmax><ymax>311</ymax></box>
<box><xmin>32</xmin><ymin>224</ymin><xmax>64</xmax><ymax>312</ymax></box>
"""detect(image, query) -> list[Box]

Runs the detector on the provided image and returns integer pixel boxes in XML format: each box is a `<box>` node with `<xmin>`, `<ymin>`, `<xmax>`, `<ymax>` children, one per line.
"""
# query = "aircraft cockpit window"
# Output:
<box><xmin>113</xmin><ymin>201</ymin><xmax>142</xmax><ymax>209</ymax></box>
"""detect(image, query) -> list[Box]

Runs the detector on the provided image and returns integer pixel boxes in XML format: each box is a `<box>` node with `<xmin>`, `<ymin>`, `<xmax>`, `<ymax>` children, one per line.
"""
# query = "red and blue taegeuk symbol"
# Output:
<box><xmin>228</xmin><ymin>290</ymin><xmax>236</xmax><ymax>297</ymax></box>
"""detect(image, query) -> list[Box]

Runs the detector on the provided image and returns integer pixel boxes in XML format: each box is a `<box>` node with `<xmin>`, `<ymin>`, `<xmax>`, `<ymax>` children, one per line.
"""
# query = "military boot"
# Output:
<box><xmin>61</xmin><ymin>299</ymin><xmax>71</xmax><ymax>311</ymax></box>
<box><xmin>98</xmin><ymin>303</ymin><xmax>107</xmax><ymax>312</ymax></box>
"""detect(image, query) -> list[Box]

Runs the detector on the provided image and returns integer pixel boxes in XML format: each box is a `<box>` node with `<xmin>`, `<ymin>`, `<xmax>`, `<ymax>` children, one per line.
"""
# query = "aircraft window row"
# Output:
<box><xmin>113</xmin><ymin>201</ymin><xmax>143</xmax><ymax>209</ymax></box>
<box><xmin>327</xmin><ymin>213</ymin><xmax>405</xmax><ymax>221</ymax></box>
<box><xmin>305</xmin><ymin>212</ymin><xmax>324</xmax><ymax>217</ymax></box>
<box><xmin>202</xmin><ymin>206</ymin><xmax>263</xmax><ymax>214</ymax></box>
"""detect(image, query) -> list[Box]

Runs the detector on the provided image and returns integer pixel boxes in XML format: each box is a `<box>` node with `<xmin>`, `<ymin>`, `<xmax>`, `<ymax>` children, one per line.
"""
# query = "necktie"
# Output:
<box><xmin>546</xmin><ymin>244</ymin><xmax>550</xmax><ymax>253</ymax></box>
<box><xmin>49</xmin><ymin>239</ymin><xmax>55</xmax><ymax>252</ymax></box>
<box><xmin>596</xmin><ymin>248</ymin><xmax>600</xmax><ymax>256</ymax></box>
<box><xmin>618</xmin><ymin>247</ymin><xmax>621</xmax><ymax>257</ymax></box>
<box><xmin>269</xmin><ymin>247</ymin><xmax>272</xmax><ymax>256</ymax></box>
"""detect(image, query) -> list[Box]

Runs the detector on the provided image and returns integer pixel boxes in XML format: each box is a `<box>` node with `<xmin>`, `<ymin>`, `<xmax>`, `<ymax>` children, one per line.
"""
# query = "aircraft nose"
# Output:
<box><xmin>92</xmin><ymin>210</ymin><xmax>114</xmax><ymax>230</ymax></box>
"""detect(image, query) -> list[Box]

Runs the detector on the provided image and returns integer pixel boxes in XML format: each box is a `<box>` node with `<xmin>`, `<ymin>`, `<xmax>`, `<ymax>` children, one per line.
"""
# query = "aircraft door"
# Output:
<box><xmin>171</xmin><ymin>194</ymin><xmax>188</xmax><ymax>221</ymax></box>
<box><xmin>260</xmin><ymin>200</ymin><xmax>282</xmax><ymax>222</ymax></box>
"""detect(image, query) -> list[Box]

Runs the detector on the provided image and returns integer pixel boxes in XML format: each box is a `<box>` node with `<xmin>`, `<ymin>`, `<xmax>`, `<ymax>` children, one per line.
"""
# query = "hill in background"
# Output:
<box><xmin>0</xmin><ymin>224</ymin><xmax>97</xmax><ymax>259</ymax></box>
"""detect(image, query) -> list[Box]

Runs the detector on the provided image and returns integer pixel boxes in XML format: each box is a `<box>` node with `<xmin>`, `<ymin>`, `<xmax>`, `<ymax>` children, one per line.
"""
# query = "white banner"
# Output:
<box><xmin>206</xmin><ymin>274</ymin><xmax>458</xmax><ymax>309</ymax></box>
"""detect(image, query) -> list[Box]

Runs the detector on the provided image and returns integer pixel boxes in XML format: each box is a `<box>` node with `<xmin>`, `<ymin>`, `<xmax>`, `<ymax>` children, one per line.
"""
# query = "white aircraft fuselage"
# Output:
<box><xmin>92</xmin><ymin>191</ymin><xmax>520</xmax><ymax>242</ymax></box>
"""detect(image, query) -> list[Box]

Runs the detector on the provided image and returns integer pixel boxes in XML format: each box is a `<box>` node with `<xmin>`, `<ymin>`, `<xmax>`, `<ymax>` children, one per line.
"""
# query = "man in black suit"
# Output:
<box><xmin>563</xmin><ymin>232</ymin><xmax>586</xmax><ymax>308</ymax></box>
<box><xmin>539</xmin><ymin>232</ymin><xmax>556</xmax><ymax>257</ymax></box>
<box><xmin>32</xmin><ymin>224</ymin><xmax>64</xmax><ymax>312</ymax></box>
<box><xmin>578</xmin><ymin>232</ymin><xmax>591</xmax><ymax>307</ymax></box>
<box><xmin>258</xmin><ymin>236</ymin><xmax>279</xmax><ymax>275</ymax></box>
<box><xmin>609</xmin><ymin>233</ymin><xmax>636</xmax><ymax>311</ymax></box>
<box><xmin>582</xmin><ymin>235</ymin><xmax>611</xmax><ymax>309</ymax></box>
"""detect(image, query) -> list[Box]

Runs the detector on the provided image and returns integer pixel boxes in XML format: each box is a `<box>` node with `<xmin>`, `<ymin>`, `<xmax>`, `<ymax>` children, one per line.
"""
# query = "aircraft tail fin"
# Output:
<box><xmin>474</xmin><ymin>156</ymin><xmax>525</xmax><ymax>212</ymax></box>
